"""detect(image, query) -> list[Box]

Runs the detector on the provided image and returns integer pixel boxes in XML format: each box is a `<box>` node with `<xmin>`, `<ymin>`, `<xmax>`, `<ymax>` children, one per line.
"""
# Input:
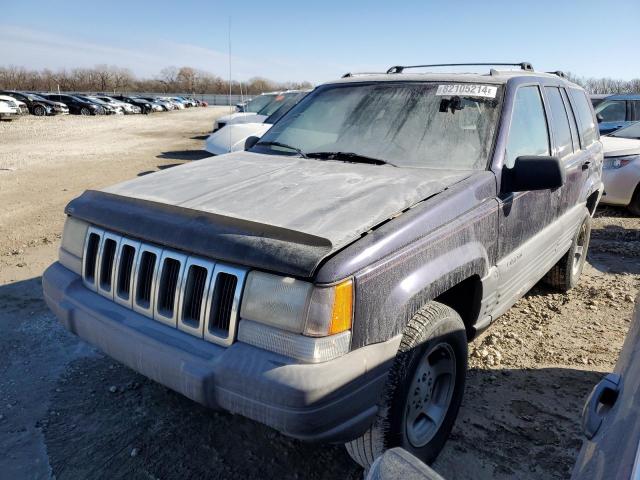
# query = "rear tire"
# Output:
<box><xmin>345</xmin><ymin>302</ymin><xmax>467</xmax><ymax>469</ymax></box>
<box><xmin>80</xmin><ymin>107</ymin><xmax>91</xmax><ymax>116</ymax></box>
<box><xmin>628</xmin><ymin>184</ymin><xmax>640</xmax><ymax>216</ymax></box>
<box><xmin>544</xmin><ymin>213</ymin><xmax>591</xmax><ymax>292</ymax></box>
<box><xmin>33</xmin><ymin>105</ymin><xmax>46</xmax><ymax>116</ymax></box>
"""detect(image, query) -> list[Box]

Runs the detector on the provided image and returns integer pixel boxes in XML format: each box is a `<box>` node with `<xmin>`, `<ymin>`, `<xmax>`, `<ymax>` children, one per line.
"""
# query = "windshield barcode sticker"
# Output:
<box><xmin>436</xmin><ymin>84</ymin><xmax>498</xmax><ymax>98</ymax></box>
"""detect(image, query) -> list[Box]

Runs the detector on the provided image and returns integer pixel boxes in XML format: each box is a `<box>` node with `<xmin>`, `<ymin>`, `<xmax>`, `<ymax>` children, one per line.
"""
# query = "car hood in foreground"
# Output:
<box><xmin>69</xmin><ymin>152</ymin><xmax>472</xmax><ymax>276</ymax></box>
<box><xmin>601</xmin><ymin>136</ymin><xmax>640</xmax><ymax>157</ymax></box>
<box><xmin>105</xmin><ymin>151</ymin><xmax>470</xmax><ymax>249</ymax></box>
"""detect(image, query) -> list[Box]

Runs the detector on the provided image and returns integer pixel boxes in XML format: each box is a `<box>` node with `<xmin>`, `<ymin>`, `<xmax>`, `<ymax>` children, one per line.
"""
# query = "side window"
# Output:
<box><xmin>569</xmin><ymin>89</ymin><xmax>598</xmax><ymax>147</ymax></box>
<box><xmin>595</xmin><ymin>100</ymin><xmax>626</xmax><ymax>122</ymax></box>
<box><xmin>505</xmin><ymin>86</ymin><xmax>550</xmax><ymax>168</ymax></box>
<box><xmin>560</xmin><ymin>88</ymin><xmax>580</xmax><ymax>152</ymax></box>
<box><xmin>544</xmin><ymin>87</ymin><xmax>573</xmax><ymax>158</ymax></box>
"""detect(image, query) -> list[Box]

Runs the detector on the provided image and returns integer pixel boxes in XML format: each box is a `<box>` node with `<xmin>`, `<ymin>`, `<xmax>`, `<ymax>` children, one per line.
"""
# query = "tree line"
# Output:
<box><xmin>0</xmin><ymin>65</ymin><xmax>313</xmax><ymax>95</ymax></box>
<box><xmin>565</xmin><ymin>72</ymin><xmax>640</xmax><ymax>94</ymax></box>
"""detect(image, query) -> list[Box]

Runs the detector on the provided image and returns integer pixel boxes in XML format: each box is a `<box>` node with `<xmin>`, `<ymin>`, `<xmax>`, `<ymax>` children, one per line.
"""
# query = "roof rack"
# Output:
<box><xmin>386</xmin><ymin>62</ymin><xmax>534</xmax><ymax>74</ymax></box>
<box><xmin>546</xmin><ymin>70</ymin><xmax>567</xmax><ymax>78</ymax></box>
<box><xmin>341</xmin><ymin>72</ymin><xmax>385</xmax><ymax>78</ymax></box>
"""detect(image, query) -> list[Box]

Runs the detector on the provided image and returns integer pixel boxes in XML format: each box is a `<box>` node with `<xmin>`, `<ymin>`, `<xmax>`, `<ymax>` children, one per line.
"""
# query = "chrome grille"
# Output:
<box><xmin>82</xmin><ymin>228</ymin><xmax>247</xmax><ymax>346</ymax></box>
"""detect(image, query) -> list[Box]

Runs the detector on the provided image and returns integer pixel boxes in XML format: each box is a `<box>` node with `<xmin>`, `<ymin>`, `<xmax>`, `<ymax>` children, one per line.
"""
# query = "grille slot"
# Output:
<box><xmin>136</xmin><ymin>251</ymin><xmax>157</xmax><ymax>308</ymax></box>
<box><xmin>81</xmin><ymin>228</ymin><xmax>246</xmax><ymax>347</ymax></box>
<box><xmin>208</xmin><ymin>273</ymin><xmax>238</xmax><ymax>334</ymax></box>
<box><xmin>181</xmin><ymin>265</ymin><xmax>208</xmax><ymax>327</ymax></box>
<box><xmin>83</xmin><ymin>231</ymin><xmax>101</xmax><ymax>287</ymax></box>
<box><xmin>99</xmin><ymin>239</ymin><xmax>117</xmax><ymax>291</ymax></box>
<box><xmin>117</xmin><ymin>245</ymin><xmax>136</xmax><ymax>299</ymax></box>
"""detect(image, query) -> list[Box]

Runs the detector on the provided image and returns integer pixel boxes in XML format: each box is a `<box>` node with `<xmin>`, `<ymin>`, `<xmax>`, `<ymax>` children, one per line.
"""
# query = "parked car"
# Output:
<box><xmin>43</xmin><ymin>63</ymin><xmax>603</xmax><ymax>469</ymax></box>
<box><xmin>0</xmin><ymin>96</ymin><xmax>20</xmax><ymax>121</ymax></box>
<box><xmin>215</xmin><ymin>92</ymin><xmax>280</xmax><ymax>129</ymax></box>
<box><xmin>0</xmin><ymin>95</ymin><xmax>28</xmax><ymax>115</ymax></box>
<box><xmin>593</xmin><ymin>94</ymin><xmax>640</xmax><ymax>135</ymax></box>
<box><xmin>572</xmin><ymin>295</ymin><xmax>640</xmax><ymax>479</ymax></box>
<box><xmin>599</xmin><ymin>131</ymin><xmax>640</xmax><ymax>214</ymax></box>
<box><xmin>40</xmin><ymin>94</ymin><xmax>103</xmax><ymax>115</ymax></box>
<box><xmin>74</xmin><ymin>95</ymin><xmax>121</xmax><ymax>115</ymax></box>
<box><xmin>205</xmin><ymin>90</ymin><xmax>310</xmax><ymax>155</ymax></box>
<box><xmin>137</xmin><ymin>96</ymin><xmax>172</xmax><ymax>111</ymax></box>
<box><xmin>0</xmin><ymin>90</ymin><xmax>69</xmax><ymax>116</ymax></box>
<box><xmin>92</xmin><ymin>95</ymin><xmax>141</xmax><ymax>114</ymax></box>
<box><xmin>213</xmin><ymin>91</ymin><xmax>308</xmax><ymax>131</ymax></box>
<box><xmin>111</xmin><ymin>95</ymin><xmax>153</xmax><ymax>114</ymax></box>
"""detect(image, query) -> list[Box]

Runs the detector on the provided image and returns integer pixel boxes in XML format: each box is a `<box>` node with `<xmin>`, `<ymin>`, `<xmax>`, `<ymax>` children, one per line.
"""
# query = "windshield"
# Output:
<box><xmin>265</xmin><ymin>92</ymin><xmax>309</xmax><ymax>124</ymax></box>
<box><xmin>258</xmin><ymin>92</ymin><xmax>302</xmax><ymax>117</ymax></box>
<box><xmin>25</xmin><ymin>93</ymin><xmax>47</xmax><ymax>101</ymax></box>
<box><xmin>245</xmin><ymin>94</ymin><xmax>276</xmax><ymax>113</ymax></box>
<box><xmin>609</xmin><ymin>121</ymin><xmax>640</xmax><ymax>139</ymax></box>
<box><xmin>254</xmin><ymin>82</ymin><xmax>503</xmax><ymax>169</ymax></box>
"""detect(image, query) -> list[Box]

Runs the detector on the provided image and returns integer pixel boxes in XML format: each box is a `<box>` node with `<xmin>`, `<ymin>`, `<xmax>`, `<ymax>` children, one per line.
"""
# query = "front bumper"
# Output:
<box><xmin>43</xmin><ymin>262</ymin><xmax>399</xmax><ymax>442</ymax></box>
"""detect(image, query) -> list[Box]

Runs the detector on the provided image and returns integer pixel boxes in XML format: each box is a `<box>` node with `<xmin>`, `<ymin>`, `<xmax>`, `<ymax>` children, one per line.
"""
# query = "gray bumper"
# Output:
<box><xmin>43</xmin><ymin>262</ymin><xmax>399</xmax><ymax>442</ymax></box>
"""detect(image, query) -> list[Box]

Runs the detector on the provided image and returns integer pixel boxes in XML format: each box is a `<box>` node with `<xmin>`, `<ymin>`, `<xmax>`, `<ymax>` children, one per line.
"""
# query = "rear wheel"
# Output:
<box><xmin>80</xmin><ymin>107</ymin><xmax>91</xmax><ymax>116</ymax></box>
<box><xmin>544</xmin><ymin>213</ymin><xmax>591</xmax><ymax>291</ymax></box>
<box><xmin>33</xmin><ymin>105</ymin><xmax>46</xmax><ymax>116</ymax></box>
<box><xmin>628</xmin><ymin>184</ymin><xmax>640</xmax><ymax>216</ymax></box>
<box><xmin>345</xmin><ymin>302</ymin><xmax>467</xmax><ymax>469</ymax></box>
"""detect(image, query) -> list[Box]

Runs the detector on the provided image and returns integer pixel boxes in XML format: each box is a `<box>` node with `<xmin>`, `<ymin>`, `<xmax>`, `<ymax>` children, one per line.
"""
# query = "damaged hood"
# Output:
<box><xmin>104</xmin><ymin>151</ymin><xmax>471</xmax><ymax>250</ymax></box>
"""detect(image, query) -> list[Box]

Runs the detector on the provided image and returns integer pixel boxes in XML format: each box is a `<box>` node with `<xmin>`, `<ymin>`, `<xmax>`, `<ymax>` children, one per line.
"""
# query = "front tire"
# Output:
<box><xmin>628</xmin><ymin>184</ymin><xmax>640</xmax><ymax>216</ymax></box>
<box><xmin>80</xmin><ymin>107</ymin><xmax>91</xmax><ymax>116</ymax></box>
<box><xmin>544</xmin><ymin>213</ymin><xmax>591</xmax><ymax>291</ymax></box>
<box><xmin>345</xmin><ymin>302</ymin><xmax>467</xmax><ymax>469</ymax></box>
<box><xmin>33</xmin><ymin>105</ymin><xmax>46</xmax><ymax>116</ymax></box>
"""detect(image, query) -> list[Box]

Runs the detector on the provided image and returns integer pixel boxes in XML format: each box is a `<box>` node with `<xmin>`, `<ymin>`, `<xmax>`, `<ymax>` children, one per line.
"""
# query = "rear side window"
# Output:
<box><xmin>569</xmin><ymin>89</ymin><xmax>598</xmax><ymax>147</ymax></box>
<box><xmin>505</xmin><ymin>86</ymin><xmax>550</xmax><ymax>168</ymax></box>
<box><xmin>545</xmin><ymin>87</ymin><xmax>573</xmax><ymax>158</ymax></box>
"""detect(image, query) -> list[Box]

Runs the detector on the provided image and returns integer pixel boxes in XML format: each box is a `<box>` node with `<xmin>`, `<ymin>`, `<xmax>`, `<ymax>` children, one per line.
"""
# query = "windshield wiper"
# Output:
<box><xmin>256</xmin><ymin>141</ymin><xmax>308</xmax><ymax>158</ymax></box>
<box><xmin>306</xmin><ymin>151</ymin><xmax>396</xmax><ymax>167</ymax></box>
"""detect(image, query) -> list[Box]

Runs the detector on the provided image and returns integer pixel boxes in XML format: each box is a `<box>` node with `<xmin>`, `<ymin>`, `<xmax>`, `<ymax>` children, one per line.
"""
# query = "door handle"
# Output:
<box><xmin>582</xmin><ymin>161</ymin><xmax>591</xmax><ymax>171</ymax></box>
<box><xmin>582</xmin><ymin>373</ymin><xmax>621</xmax><ymax>439</ymax></box>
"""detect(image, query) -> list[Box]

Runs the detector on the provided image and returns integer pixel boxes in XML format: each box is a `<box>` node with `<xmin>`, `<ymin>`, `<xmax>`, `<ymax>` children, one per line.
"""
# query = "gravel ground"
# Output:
<box><xmin>0</xmin><ymin>110</ymin><xmax>638</xmax><ymax>479</ymax></box>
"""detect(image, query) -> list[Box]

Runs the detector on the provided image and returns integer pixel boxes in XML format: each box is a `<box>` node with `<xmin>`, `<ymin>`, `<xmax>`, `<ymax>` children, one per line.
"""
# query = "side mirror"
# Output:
<box><xmin>596</xmin><ymin>113</ymin><xmax>604</xmax><ymax>123</ymax></box>
<box><xmin>502</xmin><ymin>156</ymin><xmax>565</xmax><ymax>193</ymax></box>
<box><xmin>244</xmin><ymin>135</ymin><xmax>261</xmax><ymax>150</ymax></box>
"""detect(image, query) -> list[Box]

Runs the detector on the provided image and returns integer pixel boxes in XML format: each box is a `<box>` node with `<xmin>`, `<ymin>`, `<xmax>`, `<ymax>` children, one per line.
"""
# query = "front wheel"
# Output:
<box><xmin>544</xmin><ymin>213</ymin><xmax>591</xmax><ymax>291</ymax></box>
<box><xmin>628</xmin><ymin>184</ymin><xmax>640</xmax><ymax>216</ymax></box>
<box><xmin>80</xmin><ymin>107</ymin><xmax>91</xmax><ymax>116</ymax></box>
<box><xmin>33</xmin><ymin>105</ymin><xmax>46</xmax><ymax>116</ymax></box>
<box><xmin>345</xmin><ymin>302</ymin><xmax>467</xmax><ymax>469</ymax></box>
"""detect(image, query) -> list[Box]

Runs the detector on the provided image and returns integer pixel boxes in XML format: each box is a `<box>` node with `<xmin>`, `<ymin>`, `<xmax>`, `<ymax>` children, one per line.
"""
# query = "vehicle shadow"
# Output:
<box><xmin>191</xmin><ymin>134</ymin><xmax>210</xmax><ymax>140</ymax></box>
<box><xmin>137</xmin><ymin>163</ymin><xmax>184</xmax><ymax>177</ymax></box>
<box><xmin>41</xmin><ymin>347</ymin><xmax>600</xmax><ymax>479</ymax></box>
<box><xmin>157</xmin><ymin>150</ymin><xmax>212</xmax><ymax>161</ymax></box>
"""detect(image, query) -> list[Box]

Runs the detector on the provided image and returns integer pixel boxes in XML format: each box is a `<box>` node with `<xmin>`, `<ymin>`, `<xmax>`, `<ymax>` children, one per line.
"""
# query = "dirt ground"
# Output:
<box><xmin>1</xmin><ymin>110</ymin><xmax>638</xmax><ymax>480</ymax></box>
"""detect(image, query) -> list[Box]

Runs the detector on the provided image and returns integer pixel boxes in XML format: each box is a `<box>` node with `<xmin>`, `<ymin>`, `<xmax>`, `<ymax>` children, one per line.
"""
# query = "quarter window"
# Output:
<box><xmin>505</xmin><ymin>86</ymin><xmax>550</xmax><ymax>168</ymax></box>
<box><xmin>569</xmin><ymin>89</ymin><xmax>598</xmax><ymax>147</ymax></box>
<box><xmin>545</xmin><ymin>87</ymin><xmax>573</xmax><ymax>158</ymax></box>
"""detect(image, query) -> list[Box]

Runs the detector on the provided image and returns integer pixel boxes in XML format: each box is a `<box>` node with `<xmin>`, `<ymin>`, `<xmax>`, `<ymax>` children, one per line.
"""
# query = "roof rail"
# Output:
<box><xmin>341</xmin><ymin>72</ymin><xmax>385</xmax><ymax>78</ymax></box>
<box><xmin>546</xmin><ymin>70</ymin><xmax>567</xmax><ymax>78</ymax></box>
<box><xmin>386</xmin><ymin>62</ymin><xmax>534</xmax><ymax>74</ymax></box>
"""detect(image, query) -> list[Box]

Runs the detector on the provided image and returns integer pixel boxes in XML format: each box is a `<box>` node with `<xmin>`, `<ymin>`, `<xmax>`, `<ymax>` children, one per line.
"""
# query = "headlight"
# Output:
<box><xmin>238</xmin><ymin>271</ymin><xmax>353</xmax><ymax>362</ymax></box>
<box><xmin>603</xmin><ymin>155</ymin><xmax>638</xmax><ymax>170</ymax></box>
<box><xmin>60</xmin><ymin>216</ymin><xmax>89</xmax><ymax>274</ymax></box>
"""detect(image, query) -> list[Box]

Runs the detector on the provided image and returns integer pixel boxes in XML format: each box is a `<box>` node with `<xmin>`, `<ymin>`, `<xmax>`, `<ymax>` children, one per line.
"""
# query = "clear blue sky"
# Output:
<box><xmin>1</xmin><ymin>0</ymin><xmax>638</xmax><ymax>84</ymax></box>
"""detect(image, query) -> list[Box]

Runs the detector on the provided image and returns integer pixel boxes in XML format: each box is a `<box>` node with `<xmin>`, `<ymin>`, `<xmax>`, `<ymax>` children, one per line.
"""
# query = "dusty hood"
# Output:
<box><xmin>601</xmin><ymin>136</ymin><xmax>640</xmax><ymax>157</ymax></box>
<box><xmin>104</xmin><ymin>152</ymin><xmax>470</xmax><ymax>250</ymax></box>
<box><xmin>205</xmin><ymin>123</ymin><xmax>271</xmax><ymax>155</ymax></box>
